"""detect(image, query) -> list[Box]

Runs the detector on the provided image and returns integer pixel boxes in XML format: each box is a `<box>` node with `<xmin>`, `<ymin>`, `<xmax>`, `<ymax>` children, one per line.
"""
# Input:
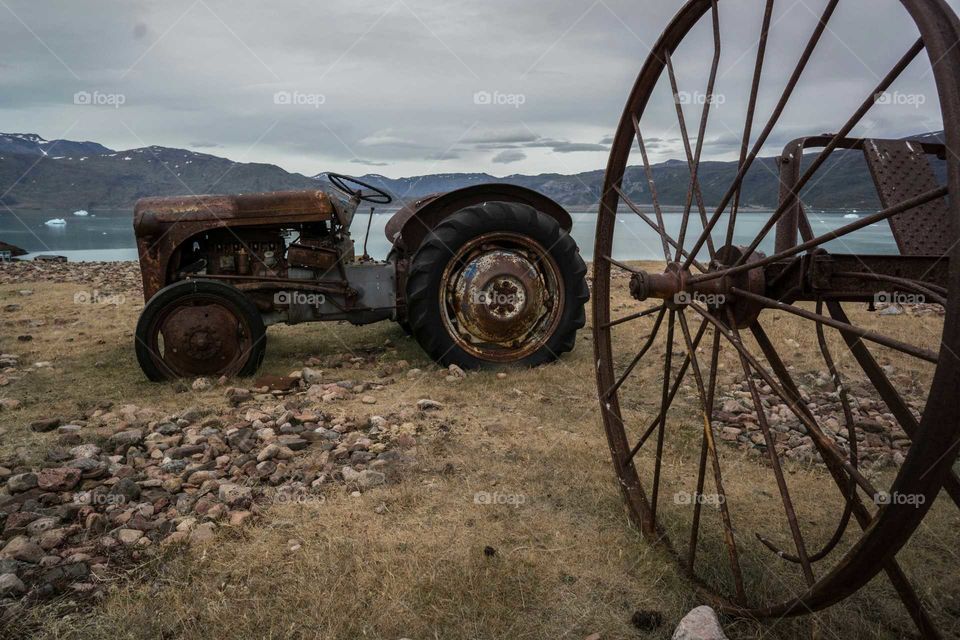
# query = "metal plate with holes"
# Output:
<box><xmin>863</xmin><ymin>138</ymin><xmax>954</xmax><ymax>255</ymax></box>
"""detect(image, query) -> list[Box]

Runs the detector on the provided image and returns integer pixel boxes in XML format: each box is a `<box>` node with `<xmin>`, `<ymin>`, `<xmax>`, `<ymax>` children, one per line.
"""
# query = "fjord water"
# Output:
<box><xmin>0</xmin><ymin>208</ymin><xmax>896</xmax><ymax>263</ymax></box>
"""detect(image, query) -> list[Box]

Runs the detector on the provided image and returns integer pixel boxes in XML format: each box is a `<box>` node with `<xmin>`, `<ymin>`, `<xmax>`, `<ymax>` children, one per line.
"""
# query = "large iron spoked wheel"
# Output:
<box><xmin>135</xmin><ymin>279</ymin><xmax>266</xmax><ymax>381</ymax></box>
<box><xmin>593</xmin><ymin>0</ymin><xmax>960</xmax><ymax>636</ymax></box>
<box><xmin>407</xmin><ymin>201</ymin><xmax>588</xmax><ymax>368</ymax></box>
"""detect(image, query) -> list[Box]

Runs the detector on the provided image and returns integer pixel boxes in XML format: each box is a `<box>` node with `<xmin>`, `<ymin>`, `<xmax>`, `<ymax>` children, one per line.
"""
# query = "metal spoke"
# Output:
<box><xmin>688</xmin><ymin>303</ymin><xmax>881</xmax><ymax>499</ymax></box>
<box><xmin>650</xmin><ymin>310</ymin><xmax>676</xmax><ymax>524</ymax></box>
<box><xmin>754</xmin><ymin>299</ymin><xmax>859</xmax><ymax>566</ymax></box>
<box><xmin>688</xmin><ymin>328</ymin><xmax>722</xmax><ymax>571</ymax></box>
<box><xmin>725</xmin><ymin>0</ymin><xmax>775</xmax><ymax>248</ymax></box>
<box><xmin>681</xmin><ymin>0</ymin><xmax>840</xmax><ymax>268</ymax></box>
<box><xmin>664</xmin><ymin>0</ymin><xmax>720</xmax><ymax>263</ymax></box>
<box><xmin>603</xmin><ymin>307</ymin><xmax>667</xmax><ymax>399</ymax></box>
<box><xmin>725</xmin><ymin>307</ymin><xmax>816</xmax><ymax>586</ymax></box>
<box><xmin>600</xmin><ymin>303</ymin><xmax>665</xmax><ymax>330</ymax></box>
<box><xmin>677</xmin><ymin>310</ymin><xmax>746</xmax><ymax>602</ymax></box>
<box><xmin>613</xmin><ymin>185</ymin><xmax>708</xmax><ymax>272</ymax></box>
<box><xmin>632</xmin><ymin>116</ymin><xmax>672</xmax><ymax>262</ymax></box>
<box><xmin>625</xmin><ymin>318</ymin><xmax>710</xmax><ymax>465</ymax></box>
<box><xmin>749</xmin><ymin>321</ymin><xmax>942</xmax><ymax>637</ymax></box>
<box><xmin>730</xmin><ymin>287</ymin><xmax>939</xmax><ymax>363</ymax></box>
<box><xmin>728</xmin><ymin>38</ymin><xmax>926</xmax><ymax>269</ymax></box>
<box><xmin>825</xmin><ymin>301</ymin><xmax>960</xmax><ymax>508</ymax></box>
<box><xmin>691</xmin><ymin>186</ymin><xmax>948</xmax><ymax>285</ymax></box>
<box><xmin>602</xmin><ymin>255</ymin><xmax>643</xmax><ymax>275</ymax></box>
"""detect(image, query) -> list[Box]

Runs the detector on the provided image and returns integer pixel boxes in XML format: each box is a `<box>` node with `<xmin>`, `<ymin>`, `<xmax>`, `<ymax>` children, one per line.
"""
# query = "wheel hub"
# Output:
<box><xmin>451</xmin><ymin>248</ymin><xmax>545</xmax><ymax>344</ymax></box>
<box><xmin>628</xmin><ymin>246</ymin><xmax>766</xmax><ymax>325</ymax></box>
<box><xmin>159</xmin><ymin>304</ymin><xmax>243</xmax><ymax>374</ymax></box>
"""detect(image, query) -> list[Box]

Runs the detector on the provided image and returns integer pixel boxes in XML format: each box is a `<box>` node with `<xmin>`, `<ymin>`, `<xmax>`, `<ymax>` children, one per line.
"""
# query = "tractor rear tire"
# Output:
<box><xmin>406</xmin><ymin>201</ymin><xmax>588</xmax><ymax>368</ymax></box>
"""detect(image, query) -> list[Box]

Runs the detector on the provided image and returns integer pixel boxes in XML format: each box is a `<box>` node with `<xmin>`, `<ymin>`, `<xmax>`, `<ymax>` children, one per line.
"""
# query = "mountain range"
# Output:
<box><xmin>0</xmin><ymin>131</ymin><xmax>945</xmax><ymax>212</ymax></box>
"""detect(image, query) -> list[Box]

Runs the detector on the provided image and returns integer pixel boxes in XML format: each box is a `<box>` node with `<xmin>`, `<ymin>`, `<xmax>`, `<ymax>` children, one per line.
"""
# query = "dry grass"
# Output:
<box><xmin>1</xmin><ymin>265</ymin><xmax>959</xmax><ymax>639</ymax></box>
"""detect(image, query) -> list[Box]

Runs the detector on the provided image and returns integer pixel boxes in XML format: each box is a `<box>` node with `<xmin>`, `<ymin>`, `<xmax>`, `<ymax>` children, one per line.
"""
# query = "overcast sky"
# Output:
<box><xmin>2</xmin><ymin>0</ymin><xmax>958</xmax><ymax>178</ymax></box>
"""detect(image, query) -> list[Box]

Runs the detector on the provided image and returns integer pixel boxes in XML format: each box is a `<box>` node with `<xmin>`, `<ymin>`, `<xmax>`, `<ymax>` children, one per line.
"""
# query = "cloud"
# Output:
<box><xmin>427</xmin><ymin>150</ymin><xmax>461</xmax><ymax>160</ymax></box>
<box><xmin>548</xmin><ymin>141</ymin><xmax>609</xmax><ymax>153</ymax></box>
<box><xmin>0</xmin><ymin>0</ymin><xmax>948</xmax><ymax>177</ymax></box>
<box><xmin>357</xmin><ymin>131</ymin><xmax>420</xmax><ymax>147</ymax></box>
<box><xmin>189</xmin><ymin>141</ymin><xmax>222</xmax><ymax>149</ymax></box>
<box><xmin>492</xmin><ymin>149</ymin><xmax>527</xmax><ymax>164</ymax></box>
<box><xmin>520</xmin><ymin>138</ymin><xmax>609</xmax><ymax>153</ymax></box>
<box><xmin>463</xmin><ymin>129</ymin><xmax>540</xmax><ymax>144</ymax></box>
<box><xmin>350</xmin><ymin>158</ymin><xmax>389</xmax><ymax>166</ymax></box>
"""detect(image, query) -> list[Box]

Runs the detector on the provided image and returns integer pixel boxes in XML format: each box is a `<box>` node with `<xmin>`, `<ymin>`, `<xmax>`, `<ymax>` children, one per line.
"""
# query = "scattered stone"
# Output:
<box><xmin>190</xmin><ymin>523</ymin><xmax>216</xmax><ymax>545</ymax></box>
<box><xmin>301</xmin><ymin>367</ymin><xmax>323</xmax><ymax>384</ymax></box>
<box><xmin>356</xmin><ymin>470</ymin><xmax>385</xmax><ymax>490</ymax></box>
<box><xmin>70</xmin><ymin>443</ymin><xmax>101</xmax><ymax>459</ymax></box>
<box><xmin>228</xmin><ymin>511</ymin><xmax>253</xmax><ymax>526</ymax></box>
<box><xmin>109</xmin><ymin>478</ymin><xmax>141</xmax><ymax>503</ymax></box>
<box><xmin>29</xmin><ymin>417</ymin><xmax>61</xmax><ymax>433</ymax></box>
<box><xmin>672</xmin><ymin>606</ymin><xmax>728</xmax><ymax>640</ymax></box>
<box><xmin>417</xmin><ymin>399</ymin><xmax>442</xmax><ymax>411</ymax></box>
<box><xmin>225</xmin><ymin>387</ymin><xmax>253</xmax><ymax>406</ymax></box>
<box><xmin>0</xmin><ymin>573</ymin><xmax>26</xmax><ymax>597</ymax></box>
<box><xmin>6</xmin><ymin>473</ymin><xmax>38</xmax><ymax>493</ymax></box>
<box><xmin>117</xmin><ymin>529</ymin><xmax>144</xmax><ymax>545</ymax></box>
<box><xmin>361</xmin><ymin>395</ymin><xmax>377</xmax><ymax>405</ymax></box>
<box><xmin>37</xmin><ymin>467</ymin><xmax>82</xmax><ymax>492</ymax></box>
<box><xmin>108</xmin><ymin>429</ymin><xmax>143</xmax><ymax>450</ymax></box>
<box><xmin>1</xmin><ymin>537</ymin><xmax>44</xmax><ymax>564</ymax></box>
<box><xmin>218</xmin><ymin>483</ymin><xmax>252</xmax><ymax>509</ymax></box>
<box><xmin>191</xmin><ymin>377</ymin><xmax>212</xmax><ymax>391</ymax></box>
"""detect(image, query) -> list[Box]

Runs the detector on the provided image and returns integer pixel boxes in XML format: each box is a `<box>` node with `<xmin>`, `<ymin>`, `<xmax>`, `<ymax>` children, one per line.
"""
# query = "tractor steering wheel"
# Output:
<box><xmin>326</xmin><ymin>173</ymin><xmax>393</xmax><ymax>204</ymax></box>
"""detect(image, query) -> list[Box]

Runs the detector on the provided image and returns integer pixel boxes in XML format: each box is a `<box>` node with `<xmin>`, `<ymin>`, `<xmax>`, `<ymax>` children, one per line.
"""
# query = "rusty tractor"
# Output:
<box><xmin>132</xmin><ymin>175</ymin><xmax>588</xmax><ymax>381</ymax></box>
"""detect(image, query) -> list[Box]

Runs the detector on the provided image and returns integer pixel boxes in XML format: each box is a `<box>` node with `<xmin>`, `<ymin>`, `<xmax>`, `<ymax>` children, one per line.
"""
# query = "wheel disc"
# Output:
<box><xmin>145</xmin><ymin>293</ymin><xmax>255</xmax><ymax>378</ymax></box>
<box><xmin>440</xmin><ymin>232</ymin><xmax>563</xmax><ymax>362</ymax></box>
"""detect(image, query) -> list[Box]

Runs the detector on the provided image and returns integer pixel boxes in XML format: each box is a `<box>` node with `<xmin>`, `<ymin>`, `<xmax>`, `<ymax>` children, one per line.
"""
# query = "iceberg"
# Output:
<box><xmin>72</xmin><ymin>209</ymin><xmax>89</xmax><ymax>216</ymax></box>
<box><xmin>44</xmin><ymin>218</ymin><xmax>66</xmax><ymax>226</ymax></box>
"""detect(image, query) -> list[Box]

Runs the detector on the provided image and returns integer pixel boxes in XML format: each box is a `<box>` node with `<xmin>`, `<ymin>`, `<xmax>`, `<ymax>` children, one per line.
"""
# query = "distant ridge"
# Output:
<box><xmin>0</xmin><ymin>131</ymin><xmax>945</xmax><ymax>211</ymax></box>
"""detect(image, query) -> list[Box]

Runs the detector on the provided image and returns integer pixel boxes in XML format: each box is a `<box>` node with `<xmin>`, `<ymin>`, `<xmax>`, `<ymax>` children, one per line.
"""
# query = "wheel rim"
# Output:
<box><xmin>144</xmin><ymin>293</ymin><xmax>255</xmax><ymax>378</ymax></box>
<box><xmin>440</xmin><ymin>232</ymin><xmax>563</xmax><ymax>362</ymax></box>
<box><xmin>593</xmin><ymin>0</ymin><xmax>960</xmax><ymax>627</ymax></box>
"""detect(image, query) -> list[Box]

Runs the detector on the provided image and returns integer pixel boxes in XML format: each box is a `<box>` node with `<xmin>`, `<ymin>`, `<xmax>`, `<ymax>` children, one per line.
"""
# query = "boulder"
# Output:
<box><xmin>672</xmin><ymin>606</ymin><xmax>728</xmax><ymax>640</ymax></box>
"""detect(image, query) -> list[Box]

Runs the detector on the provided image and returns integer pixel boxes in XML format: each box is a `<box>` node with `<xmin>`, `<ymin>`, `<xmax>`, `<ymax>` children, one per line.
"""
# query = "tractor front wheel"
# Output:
<box><xmin>135</xmin><ymin>279</ymin><xmax>267</xmax><ymax>381</ymax></box>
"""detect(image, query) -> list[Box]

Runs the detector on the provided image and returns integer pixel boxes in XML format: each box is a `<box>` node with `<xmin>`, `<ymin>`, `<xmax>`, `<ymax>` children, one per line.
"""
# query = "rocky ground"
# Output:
<box><xmin>0</xmin><ymin>260</ymin><xmax>142</xmax><ymax>290</ymax></box>
<box><xmin>0</xmin><ymin>259</ymin><xmax>956</xmax><ymax>640</ymax></box>
<box><xmin>0</xmin><ymin>259</ymin><xmax>457</xmax><ymax>626</ymax></box>
<box><xmin>712</xmin><ymin>373</ymin><xmax>922</xmax><ymax>469</ymax></box>
<box><xmin>0</xmin><ymin>361</ymin><xmax>444</xmax><ymax>621</ymax></box>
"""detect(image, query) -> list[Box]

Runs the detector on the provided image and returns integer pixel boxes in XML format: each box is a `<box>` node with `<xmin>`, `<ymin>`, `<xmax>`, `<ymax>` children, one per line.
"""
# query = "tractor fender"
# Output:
<box><xmin>384</xmin><ymin>183</ymin><xmax>572</xmax><ymax>254</ymax></box>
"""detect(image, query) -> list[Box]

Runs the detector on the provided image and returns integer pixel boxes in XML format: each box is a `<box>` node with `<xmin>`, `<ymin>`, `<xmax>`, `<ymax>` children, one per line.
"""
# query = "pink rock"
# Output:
<box><xmin>37</xmin><ymin>467</ymin><xmax>82</xmax><ymax>491</ymax></box>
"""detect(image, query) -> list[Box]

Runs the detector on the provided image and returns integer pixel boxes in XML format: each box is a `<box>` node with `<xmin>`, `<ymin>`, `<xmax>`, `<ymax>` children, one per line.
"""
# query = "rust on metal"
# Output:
<box><xmin>440</xmin><ymin>232</ymin><xmax>563</xmax><ymax>362</ymax></box>
<box><xmin>385</xmin><ymin>183</ymin><xmax>572</xmax><ymax>253</ymax></box>
<box><xmin>592</xmin><ymin>0</ymin><xmax>960</xmax><ymax>637</ymax></box>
